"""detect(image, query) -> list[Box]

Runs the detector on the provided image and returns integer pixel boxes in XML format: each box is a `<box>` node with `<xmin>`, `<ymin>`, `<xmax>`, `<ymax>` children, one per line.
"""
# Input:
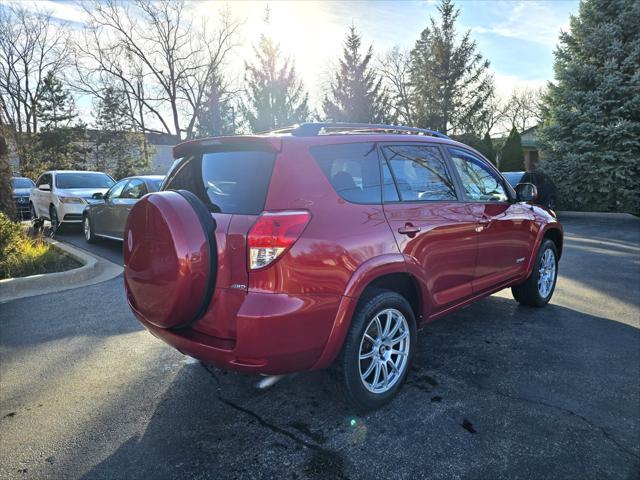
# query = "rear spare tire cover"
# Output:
<box><xmin>123</xmin><ymin>190</ymin><xmax>216</xmax><ymax>329</ymax></box>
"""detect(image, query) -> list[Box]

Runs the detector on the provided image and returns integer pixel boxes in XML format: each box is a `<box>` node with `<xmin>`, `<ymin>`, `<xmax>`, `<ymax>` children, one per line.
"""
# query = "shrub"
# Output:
<box><xmin>499</xmin><ymin>126</ymin><xmax>525</xmax><ymax>172</ymax></box>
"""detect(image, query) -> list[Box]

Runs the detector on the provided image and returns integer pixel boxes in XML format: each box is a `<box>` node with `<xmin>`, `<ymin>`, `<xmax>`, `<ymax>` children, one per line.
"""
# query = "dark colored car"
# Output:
<box><xmin>83</xmin><ymin>175</ymin><xmax>164</xmax><ymax>242</ymax></box>
<box><xmin>503</xmin><ymin>171</ymin><xmax>557</xmax><ymax>210</ymax></box>
<box><xmin>11</xmin><ymin>176</ymin><xmax>35</xmax><ymax>220</ymax></box>
<box><xmin>123</xmin><ymin>123</ymin><xmax>563</xmax><ymax>410</ymax></box>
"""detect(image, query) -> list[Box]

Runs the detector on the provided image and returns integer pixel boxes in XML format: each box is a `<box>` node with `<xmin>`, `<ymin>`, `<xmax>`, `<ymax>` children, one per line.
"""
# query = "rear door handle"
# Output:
<box><xmin>398</xmin><ymin>224</ymin><xmax>421</xmax><ymax>235</ymax></box>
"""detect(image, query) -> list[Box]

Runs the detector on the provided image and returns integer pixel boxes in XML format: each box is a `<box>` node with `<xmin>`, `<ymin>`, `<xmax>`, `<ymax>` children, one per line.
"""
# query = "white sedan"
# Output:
<box><xmin>30</xmin><ymin>170</ymin><xmax>115</xmax><ymax>232</ymax></box>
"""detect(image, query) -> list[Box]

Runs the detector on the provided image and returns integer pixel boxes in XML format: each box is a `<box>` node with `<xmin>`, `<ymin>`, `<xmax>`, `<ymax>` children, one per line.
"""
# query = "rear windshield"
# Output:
<box><xmin>56</xmin><ymin>173</ymin><xmax>115</xmax><ymax>189</ymax></box>
<box><xmin>163</xmin><ymin>150</ymin><xmax>276</xmax><ymax>215</ymax></box>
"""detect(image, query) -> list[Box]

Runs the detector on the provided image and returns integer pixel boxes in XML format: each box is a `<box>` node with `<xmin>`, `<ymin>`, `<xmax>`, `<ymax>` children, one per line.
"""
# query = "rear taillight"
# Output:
<box><xmin>247</xmin><ymin>211</ymin><xmax>311</xmax><ymax>270</ymax></box>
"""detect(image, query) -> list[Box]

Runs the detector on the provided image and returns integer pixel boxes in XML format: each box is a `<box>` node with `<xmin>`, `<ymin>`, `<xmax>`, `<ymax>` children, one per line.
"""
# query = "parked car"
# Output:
<box><xmin>83</xmin><ymin>175</ymin><xmax>164</xmax><ymax>242</ymax></box>
<box><xmin>123</xmin><ymin>123</ymin><xmax>563</xmax><ymax>410</ymax></box>
<box><xmin>30</xmin><ymin>170</ymin><xmax>115</xmax><ymax>232</ymax></box>
<box><xmin>11</xmin><ymin>176</ymin><xmax>35</xmax><ymax>220</ymax></box>
<box><xmin>502</xmin><ymin>171</ymin><xmax>557</xmax><ymax>210</ymax></box>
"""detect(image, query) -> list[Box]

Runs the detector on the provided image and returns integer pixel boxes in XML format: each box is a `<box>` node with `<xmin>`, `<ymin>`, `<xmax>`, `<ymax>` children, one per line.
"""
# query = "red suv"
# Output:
<box><xmin>124</xmin><ymin>123</ymin><xmax>562</xmax><ymax>410</ymax></box>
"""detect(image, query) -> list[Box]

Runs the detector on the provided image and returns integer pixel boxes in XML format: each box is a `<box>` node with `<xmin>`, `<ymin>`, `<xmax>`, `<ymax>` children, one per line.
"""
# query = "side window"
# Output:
<box><xmin>105</xmin><ymin>180</ymin><xmax>128</xmax><ymax>200</ymax></box>
<box><xmin>311</xmin><ymin>143</ymin><xmax>381</xmax><ymax>204</ymax></box>
<box><xmin>37</xmin><ymin>174</ymin><xmax>51</xmax><ymax>187</ymax></box>
<box><xmin>449</xmin><ymin>148</ymin><xmax>508</xmax><ymax>202</ymax></box>
<box><xmin>121</xmin><ymin>179</ymin><xmax>147</xmax><ymax>199</ymax></box>
<box><xmin>382</xmin><ymin>145</ymin><xmax>457</xmax><ymax>202</ymax></box>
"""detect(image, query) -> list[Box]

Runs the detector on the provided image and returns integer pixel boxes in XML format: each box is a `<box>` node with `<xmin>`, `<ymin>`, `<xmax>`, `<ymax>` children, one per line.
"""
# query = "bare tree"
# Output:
<box><xmin>377</xmin><ymin>47</ymin><xmax>415</xmax><ymax>125</ymax></box>
<box><xmin>503</xmin><ymin>87</ymin><xmax>544</xmax><ymax>132</ymax></box>
<box><xmin>74</xmin><ymin>0</ymin><xmax>240</xmax><ymax>141</ymax></box>
<box><xmin>0</xmin><ymin>3</ymin><xmax>71</xmax><ymax>135</ymax></box>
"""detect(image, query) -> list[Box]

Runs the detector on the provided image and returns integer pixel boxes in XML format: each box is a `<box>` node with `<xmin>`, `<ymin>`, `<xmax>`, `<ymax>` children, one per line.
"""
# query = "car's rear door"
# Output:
<box><xmin>446</xmin><ymin>147</ymin><xmax>537</xmax><ymax>293</ymax></box>
<box><xmin>116</xmin><ymin>179</ymin><xmax>147</xmax><ymax>238</ymax></box>
<box><xmin>94</xmin><ymin>180</ymin><xmax>128</xmax><ymax>237</ymax></box>
<box><xmin>381</xmin><ymin>143</ymin><xmax>478</xmax><ymax>314</ymax></box>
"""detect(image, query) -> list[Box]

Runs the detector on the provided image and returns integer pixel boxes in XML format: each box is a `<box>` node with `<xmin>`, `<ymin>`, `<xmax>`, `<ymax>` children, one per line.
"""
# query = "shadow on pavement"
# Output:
<box><xmin>79</xmin><ymin>297</ymin><xmax>640</xmax><ymax>480</ymax></box>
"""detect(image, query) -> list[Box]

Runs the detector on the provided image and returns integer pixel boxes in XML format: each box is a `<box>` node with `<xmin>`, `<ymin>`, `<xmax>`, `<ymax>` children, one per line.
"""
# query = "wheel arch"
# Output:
<box><xmin>312</xmin><ymin>254</ymin><xmax>423</xmax><ymax>370</ymax></box>
<box><xmin>543</xmin><ymin>226</ymin><xmax>563</xmax><ymax>259</ymax></box>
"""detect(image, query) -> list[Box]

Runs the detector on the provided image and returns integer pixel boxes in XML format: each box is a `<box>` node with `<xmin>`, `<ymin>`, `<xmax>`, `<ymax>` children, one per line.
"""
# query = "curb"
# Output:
<box><xmin>557</xmin><ymin>211</ymin><xmax>639</xmax><ymax>220</ymax></box>
<box><xmin>0</xmin><ymin>238</ymin><xmax>123</xmax><ymax>304</ymax></box>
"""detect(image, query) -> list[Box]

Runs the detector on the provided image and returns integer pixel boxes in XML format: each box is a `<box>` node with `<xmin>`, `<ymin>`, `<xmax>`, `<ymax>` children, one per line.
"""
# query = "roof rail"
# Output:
<box><xmin>288</xmin><ymin>122</ymin><xmax>450</xmax><ymax>139</ymax></box>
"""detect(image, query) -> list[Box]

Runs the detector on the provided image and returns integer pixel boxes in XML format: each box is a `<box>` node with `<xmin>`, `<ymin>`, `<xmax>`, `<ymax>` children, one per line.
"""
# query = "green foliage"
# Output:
<box><xmin>197</xmin><ymin>76</ymin><xmax>237</xmax><ymax>137</ymax></box>
<box><xmin>93</xmin><ymin>86</ymin><xmax>151</xmax><ymax>179</ymax></box>
<box><xmin>538</xmin><ymin>0</ymin><xmax>640</xmax><ymax>213</ymax></box>
<box><xmin>0</xmin><ymin>134</ymin><xmax>16</xmax><ymax>218</ymax></box>
<box><xmin>500</xmin><ymin>126</ymin><xmax>525</xmax><ymax>172</ymax></box>
<box><xmin>0</xmin><ymin>212</ymin><xmax>80</xmax><ymax>279</ymax></box>
<box><xmin>481</xmin><ymin>132</ymin><xmax>497</xmax><ymax>165</ymax></box>
<box><xmin>409</xmin><ymin>0</ymin><xmax>494</xmax><ymax>135</ymax></box>
<box><xmin>323</xmin><ymin>25</ymin><xmax>391</xmax><ymax>123</ymax></box>
<box><xmin>241</xmin><ymin>36</ymin><xmax>310</xmax><ymax>132</ymax></box>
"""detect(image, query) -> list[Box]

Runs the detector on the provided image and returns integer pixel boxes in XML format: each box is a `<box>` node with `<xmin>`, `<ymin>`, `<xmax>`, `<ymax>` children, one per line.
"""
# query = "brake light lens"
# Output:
<box><xmin>248</xmin><ymin>211</ymin><xmax>311</xmax><ymax>270</ymax></box>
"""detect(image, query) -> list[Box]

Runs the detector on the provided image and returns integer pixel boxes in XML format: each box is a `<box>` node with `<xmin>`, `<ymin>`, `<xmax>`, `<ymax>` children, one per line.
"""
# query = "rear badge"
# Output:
<box><xmin>127</xmin><ymin>230</ymin><xmax>133</xmax><ymax>252</ymax></box>
<box><xmin>516</xmin><ymin>257</ymin><xmax>525</xmax><ymax>263</ymax></box>
<box><xmin>230</xmin><ymin>284</ymin><xmax>247</xmax><ymax>290</ymax></box>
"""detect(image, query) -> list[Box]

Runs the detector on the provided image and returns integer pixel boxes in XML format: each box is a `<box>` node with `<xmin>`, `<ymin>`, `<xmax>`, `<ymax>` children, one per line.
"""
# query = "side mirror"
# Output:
<box><xmin>515</xmin><ymin>182</ymin><xmax>538</xmax><ymax>203</ymax></box>
<box><xmin>92</xmin><ymin>192</ymin><xmax>104</xmax><ymax>200</ymax></box>
<box><xmin>39</xmin><ymin>184</ymin><xmax>50</xmax><ymax>191</ymax></box>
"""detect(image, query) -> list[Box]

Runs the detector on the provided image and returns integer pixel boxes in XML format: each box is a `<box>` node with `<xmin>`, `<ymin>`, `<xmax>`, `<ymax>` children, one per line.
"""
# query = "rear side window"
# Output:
<box><xmin>311</xmin><ymin>143</ymin><xmax>381</xmax><ymax>204</ymax></box>
<box><xmin>382</xmin><ymin>145</ymin><xmax>457</xmax><ymax>202</ymax></box>
<box><xmin>163</xmin><ymin>150</ymin><xmax>276</xmax><ymax>215</ymax></box>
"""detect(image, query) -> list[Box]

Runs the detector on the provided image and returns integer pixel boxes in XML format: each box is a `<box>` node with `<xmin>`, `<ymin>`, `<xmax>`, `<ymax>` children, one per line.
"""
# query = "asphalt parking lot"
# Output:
<box><xmin>1</xmin><ymin>213</ymin><xmax>639</xmax><ymax>479</ymax></box>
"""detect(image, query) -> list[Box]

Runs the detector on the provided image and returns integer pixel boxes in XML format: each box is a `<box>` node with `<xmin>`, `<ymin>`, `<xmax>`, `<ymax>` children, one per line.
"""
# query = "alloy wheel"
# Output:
<box><xmin>358</xmin><ymin>308</ymin><xmax>410</xmax><ymax>394</ymax></box>
<box><xmin>537</xmin><ymin>248</ymin><xmax>556</xmax><ymax>298</ymax></box>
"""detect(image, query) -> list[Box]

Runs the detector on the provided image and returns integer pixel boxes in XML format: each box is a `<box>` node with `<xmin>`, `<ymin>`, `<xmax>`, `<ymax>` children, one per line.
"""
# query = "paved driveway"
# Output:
<box><xmin>1</xmin><ymin>214</ymin><xmax>639</xmax><ymax>479</ymax></box>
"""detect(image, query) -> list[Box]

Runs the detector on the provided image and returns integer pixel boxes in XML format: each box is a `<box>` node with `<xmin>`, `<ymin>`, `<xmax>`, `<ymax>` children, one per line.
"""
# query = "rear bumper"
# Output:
<box><xmin>129</xmin><ymin>289</ymin><xmax>342</xmax><ymax>375</ymax></box>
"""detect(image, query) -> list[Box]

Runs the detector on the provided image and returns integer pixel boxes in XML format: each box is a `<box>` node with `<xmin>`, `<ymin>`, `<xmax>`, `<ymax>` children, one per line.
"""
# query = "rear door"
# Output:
<box><xmin>162</xmin><ymin>144</ymin><xmax>278</xmax><ymax>339</ymax></box>
<box><xmin>381</xmin><ymin>143</ymin><xmax>479</xmax><ymax>314</ymax></box>
<box><xmin>95</xmin><ymin>180</ymin><xmax>128</xmax><ymax>237</ymax></box>
<box><xmin>116</xmin><ymin>179</ymin><xmax>148</xmax><ymax>238</ymax></box>
<box><xmin>447</xmin><ymin>147</ymin><xmax>537</xmax><ymax>293</ymax></box>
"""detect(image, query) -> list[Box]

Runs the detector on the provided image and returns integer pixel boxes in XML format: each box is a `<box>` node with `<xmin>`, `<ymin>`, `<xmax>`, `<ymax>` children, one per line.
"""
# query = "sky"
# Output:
<box><xmin>7</xmin><ymin>0</ymin><xmax>580</xmax><ymax>119</ymax></box>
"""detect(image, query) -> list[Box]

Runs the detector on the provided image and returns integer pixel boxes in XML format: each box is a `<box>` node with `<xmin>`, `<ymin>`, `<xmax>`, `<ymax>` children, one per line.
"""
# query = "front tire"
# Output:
<box><xmin>49</xmin><ymin>205</ymin><xmax>60</xmax><ymax>236</ymax></box>
<box><xmin>512</xmin><ymin>239</ymin><xmax>558</xmax><ymax>307</ymax></box>
<box><xmin>83</xmin><ymin>214</ymin><xmax>99</xmax><ymax>243</ymax></box>
<box><xmin>339</xmin><ymin>290</ymin><xmax>416</xmax><ymax>411</ymax></box>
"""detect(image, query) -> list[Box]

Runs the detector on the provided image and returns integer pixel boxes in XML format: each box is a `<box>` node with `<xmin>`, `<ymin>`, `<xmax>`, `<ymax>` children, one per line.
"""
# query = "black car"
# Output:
<box><xmin>502</xmin><ymin>171</ymin><xmax>558</xmax><ymax>210</ymax></box>
<box><xmin>82</xmin><ymin>175</ymin><xmax>164</xmax><ymax>242</ymax></box>
<box><xmin>11</xmin><ymin>176</ymin><xmax>36</xmax><ymax>220</ymax></box>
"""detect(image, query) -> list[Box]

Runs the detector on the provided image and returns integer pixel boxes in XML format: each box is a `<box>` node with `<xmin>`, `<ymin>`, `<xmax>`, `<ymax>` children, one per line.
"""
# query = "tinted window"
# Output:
<box><xmin>502</xmin><ymin>172</ymin><xmax>525</xmax><ymax>187</ymax></box>
<box><xmin>12</xmin><ymin>178</ymin><xmax>35</xmax><ymax>189</ymax></box>
<box><xmin>164</xmin><ymin>150</ymin><xmax>276</xmax><ymax>215</ymax></box>
<box><xmin>148</xmin><ymin>178</ymin><xmax>163</xmax><ymax>191</ymax></box>
<box><xmin>122</xmin><ymin>179</ymin><xmax>147</xmax><ymax>199</ymax></box>
<box><xmin>106</xmin><ymin>180</ymin><xmax>128</xmax><ymax>199</ymax></box>
<box><xmin>382</xmin><ymin>161</ymin><xmax>400</xmax><ymax>202</ymax></box>
<box><xmin>56</xmin><ymin>173</ymin><xmax>114</xmax><ymax>189</ymax></box>
<box><xmin>383</xmin><ymin>145</ymin><xmax>457</xmax><ymax>202</ymax></box>
<box><xmin>449</xmin><ymin>148</ymin><xmax>508</xmax><ymax>202</ymax></box>
<box><xmin>37</xmin><ymin>174</ymin><xmax>51</xmax><ymax>187</ymax></box>
<box><xmin>312</xmin><ymin>143</ymin><xmax>381</xmax><ymax>204</ymax></box>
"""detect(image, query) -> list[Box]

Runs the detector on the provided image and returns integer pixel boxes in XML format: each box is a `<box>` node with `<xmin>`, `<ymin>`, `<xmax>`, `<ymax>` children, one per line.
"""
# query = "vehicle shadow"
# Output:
<box><xmin>78</xmin><ymin>296</ymin><xmax>640</xmax><ymax>480</ymax></box>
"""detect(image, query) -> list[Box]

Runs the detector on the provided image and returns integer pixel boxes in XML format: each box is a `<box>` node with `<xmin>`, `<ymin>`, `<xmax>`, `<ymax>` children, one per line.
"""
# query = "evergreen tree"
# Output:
<box><xmin>35</xmin><ymin>72</ymin><xmax>87</xmax><ymax>171</ymax></box>
<box><xmin>481</xmin><ymin>132</ymin><xmax>496</xmax><ymax>165</ymax></box>
<box><xmin>538</xmin><ymin>0</ymin><xmax>640</xmax><ymax>213</ymax></box>
<box><xmin>93</xmin><ymin>86</ymin><xmax>151</xmax><ymax>179</ymax></box>
<box><xmin>241</xmin><ymin>36</ymin><xmax>310</xmax><ymax>132</ymax></box>
<box><xmin>409</xmin><ymin>0</ymin><xmax>494</xmax><ymax>135</ymax></box>
<box><xmin>323</xmin><ymin>25</ymin><xmax>390</xmax><ymax>123</ymax></box>
<box><xmin>197</xmin><ymin>75</ymin><xmax>237</xmax><ymax>137</ymax></box>
<box><xmin>499</xmin><ymin>126</ymin><xmax>524</xmax><ymax>172</ymax></box>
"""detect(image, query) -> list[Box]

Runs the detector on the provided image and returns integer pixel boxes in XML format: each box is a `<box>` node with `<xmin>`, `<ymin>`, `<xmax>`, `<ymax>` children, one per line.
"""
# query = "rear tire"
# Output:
<box><xmin>83</xmin><ymin>214</ymin><xmax>99</xmax><ymax>243</ymax></box>
<box><xmin>512</xmin><ymin>239</ymin><xmax>558</xmax><ymax>307</ymax></box>
<box><xmin>339</xmin><ymin>290</ymin><xmax>416</xmax><ymax>411</ymax></box>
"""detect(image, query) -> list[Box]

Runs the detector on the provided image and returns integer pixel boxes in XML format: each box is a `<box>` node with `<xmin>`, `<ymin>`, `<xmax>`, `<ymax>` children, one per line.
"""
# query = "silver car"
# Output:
<box><xmin>82</xmin><ymin>175</ymin><xmax>164</xmax><ymax>242</ymax></box>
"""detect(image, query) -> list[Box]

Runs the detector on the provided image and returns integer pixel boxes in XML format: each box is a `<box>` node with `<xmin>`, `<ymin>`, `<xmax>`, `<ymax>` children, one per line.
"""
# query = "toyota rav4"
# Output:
<box><xmin>123</xmin><ymin>123</ymin><xmax>562</xmax><ymax>410</ymax></box>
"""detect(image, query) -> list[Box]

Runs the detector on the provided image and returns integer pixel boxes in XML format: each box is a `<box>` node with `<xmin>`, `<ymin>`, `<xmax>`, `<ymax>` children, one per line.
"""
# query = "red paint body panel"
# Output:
<box><xmin>124</xmin><ymin>132</ymin><xmax>564</xmax><ymax>376</ymax></box>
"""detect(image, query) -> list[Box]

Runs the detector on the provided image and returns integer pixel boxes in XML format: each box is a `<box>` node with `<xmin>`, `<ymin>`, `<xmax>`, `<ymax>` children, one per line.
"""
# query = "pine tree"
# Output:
<box><xmin>35</xmin><ymin>72</ymin><xmax>87</xmax><ymax>171</ymax></box>
<box><xmin>94</xmin><ymin>86</ymin><xmax>150</xmax><ymax>179</ymax></box>
<box><xmin>409</xmin><ymin>0</ymin><xmax>494</xmax><ymax>135</ymax></box>
<box><xmin>481</xmin><ymin>132</ymin><xmax>496</xmax><ymax>165</ymax></box>
<box><xmin>499</xmin><ymin>126</ymin><xmax>524</xmax><ymax>172</ymax></box>
<box><xmin>538</xmin><ymin>0</ymin><xmax>640</xmax><ymax>213</ymax></box>
<box><xmin>197</xmin><ymin>75</ymin><xmax>237</xmax><ymax>137</ymax></box>
<box><xmin>323</xmin><ymin>25</ymin><xmax>390</xmax><ymax>123</ymax></box>
<box><xmin>241</xmin><ymin>36</ymin><xmax>310</xmax><ymax>132</ymax></box>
